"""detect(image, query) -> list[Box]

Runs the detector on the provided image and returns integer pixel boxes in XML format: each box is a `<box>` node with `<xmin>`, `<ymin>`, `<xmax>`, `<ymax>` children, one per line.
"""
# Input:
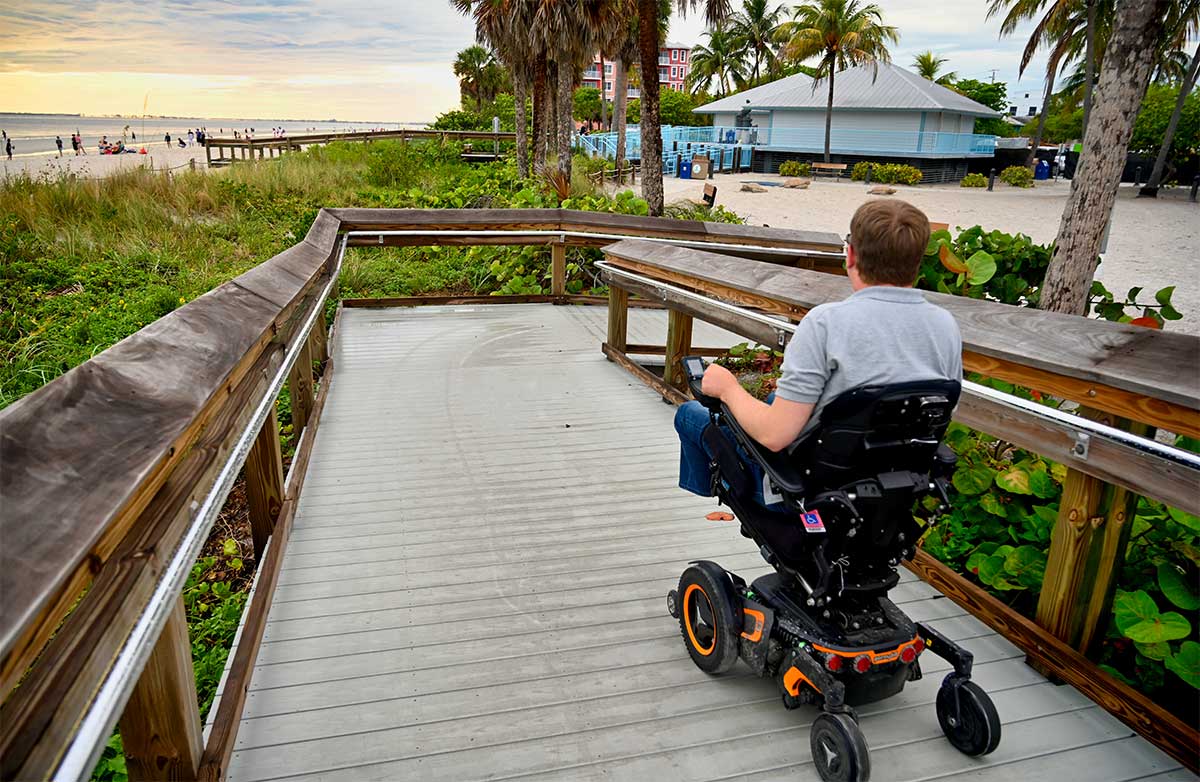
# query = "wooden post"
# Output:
<box><xmin>551</xmin><ymin>242</ymin><xmax>567</xmax><ymax>296</ymax></box>
<box><xmin>188</xmin><ymin>159</ymin><xmax>195</xmax><ymax>172</ymax></box>
<box><xmin>1035</xmin><ymin>409</ymin><xmax>1144</xmax><ymax>656</ymax></box>
<box><xmin>663</xmin><ymin>310</ymin><xmax>694</xmax><ymax>390</ymax></box>
<box><xmin>286</xmin><ymin>336</ymin><xmax>315</xmax><ymax>435</ymax></box>
<box><xmin>308</xmin><ymin>313</ymin><xmax>329</xmax><ymax>364</ymax></box>
<box><xmin>205</xmin><ymin>143</ymin><xmax>211</xmax><ymax>167</ymax></box>
<box><xmin>118</xmin><ymin>597</ymin><xmax>202</xmax><ymax>782</ymax></box>
<box><xmin>607</xmin><ymin>285</ymin><xmax>628</xmax><ymax>353</ymax></box>
<box><xmin>244</xmin><ymin>408</ymin><xmax>285</xmax><ymax>560</ymax></box>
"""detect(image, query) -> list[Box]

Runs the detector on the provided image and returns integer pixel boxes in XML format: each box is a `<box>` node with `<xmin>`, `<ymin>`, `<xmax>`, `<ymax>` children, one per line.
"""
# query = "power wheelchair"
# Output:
<box><xmin>666</xmin><ymin>356</ymin><xmax>1000</xmax><ymax>782</ymax></box>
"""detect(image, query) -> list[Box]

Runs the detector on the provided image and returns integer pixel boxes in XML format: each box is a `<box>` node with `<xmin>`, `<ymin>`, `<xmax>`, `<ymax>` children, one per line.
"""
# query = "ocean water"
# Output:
<box><xmin>0</xmin><ymin>113</ymin><xmax>427</xmax><ymax>157</ymax></box>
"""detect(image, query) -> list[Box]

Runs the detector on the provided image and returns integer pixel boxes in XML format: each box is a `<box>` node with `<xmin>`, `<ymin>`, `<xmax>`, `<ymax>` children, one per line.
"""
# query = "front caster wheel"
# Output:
<box><xmin>676</xmin><ymin>564</ymin><xmax>739</xmax><ymax>674</ymax></box>
<box><xmin>810</xmin><ymin>712</ymin><xmax>870</xmax><ymax>782</ymax></box>
<box><xmin>936</xmin><ymin>679</ymin><xmax>1001</xmax><ymax>756</ymax></box>
<box><xmin>666</xmin><ymin>589</ymin><xmax>680</xmax><ymax>619</ymax></box>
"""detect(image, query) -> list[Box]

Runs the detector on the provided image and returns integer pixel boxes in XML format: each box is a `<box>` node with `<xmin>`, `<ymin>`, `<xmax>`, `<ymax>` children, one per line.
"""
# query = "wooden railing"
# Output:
<box><xmin>596</xmin><ymin>238</ymin><xmax>1200</xmax><ymax>771</ymax></box>
<box><xmin>202</xmin><ymin>128</ymin><xmax>517</xmax><ymax>165</ymax></box>
<box><xmin>0</xmin><ymin>210</ymin><xmax>841</xmax><ymax>781</ymax></box>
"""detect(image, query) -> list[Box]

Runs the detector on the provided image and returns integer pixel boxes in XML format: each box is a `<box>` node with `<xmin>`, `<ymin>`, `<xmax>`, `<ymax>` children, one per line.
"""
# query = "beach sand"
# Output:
<box><xmin>1</xmin><ymin>142</ymin><xmax>210</xmax><ymax>180</ymax></box>
<box><xmin>655</xmin><ymin>173</ymin><xmax>1200</xmax><ymax>336</ymax></box>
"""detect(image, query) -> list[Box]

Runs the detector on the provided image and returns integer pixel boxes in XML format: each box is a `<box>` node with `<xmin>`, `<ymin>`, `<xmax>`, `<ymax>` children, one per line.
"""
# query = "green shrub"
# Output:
<box><xmin>961</xmin><ymin>173</ymin><xmax>988</xmax><ymax>188</ymax></box>
<box><xmin>1000</xmin><ymin>165</ymin><xmax>1034</xmax><ymax>188</ymax></box>
<box><xmin>778</xmin><ymin>160</ymin><xmax>810</xmax><ymax>177</ymax></box>
<box><xmin>850</xmin><ymin>161</ymin><xmax>923</xmax><ymax>185</ymax></box>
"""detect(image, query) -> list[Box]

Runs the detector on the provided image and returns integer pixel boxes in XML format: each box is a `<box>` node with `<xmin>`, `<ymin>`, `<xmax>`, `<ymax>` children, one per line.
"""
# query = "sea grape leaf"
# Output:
<box><xmin>1028</xmin><ymin>470</ymin><xmax>1058</xmax><ymax>499</ymax></box>
<box><xmin>952</xmin><ymin>466</ymin><xmax>993</xmax><ymax>495</ymax></box>
<box><xmin>939</xmin><ymin>243</ymin><xmax>968</xmax><ymax>274</ymax></box>
<box><xmin>1166</xmin><ymin>507</ymin><xmax>1200</xmax><ymax>533</ymax></box>
<box><xmin>979</xmin><ymin>492</ymin><xmax>1007</xmax><ymax>517</ymax></box>
<box><xmin>1165</xmin><ymin>641</ymin><xmax>1200</xmax><ymax>688</ymax></box>
<box><xmin>1134</xmin><ymin>641</ymin><xmax>1170</xmax><ymax>661</ymax></box>
<box><xmin>1114</xmin><ymin>589</ymin><xmax>1192</xmax><ymax>643</ymax></box>
<box><xmin>995</xmin><ymin>467</ymin><xmax>1032</xmax><ymax>495</ymax></box>
<box><xmin>965</xmin><ymin>250</ymin><xmax>997</xmax><ymax>286</ymax></box>
<box><xmin>1004</xmin><ymin>545</ymin><xmax>1047</xmax><ymax>589</ymax></box>
<box><xmin>1157</xmin><ymin>563</ymin><xmax>1200</xmax><ymax>611</ymax></box>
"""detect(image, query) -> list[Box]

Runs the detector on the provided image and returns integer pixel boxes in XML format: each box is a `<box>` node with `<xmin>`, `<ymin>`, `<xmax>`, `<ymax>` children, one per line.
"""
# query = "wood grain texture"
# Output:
<box><xmin>244</xmin><ymin>408</ymin><xmax>285</xmax><ymax>561</ymax></box>
<box><xmin>117</xmin><ymin>597</ymin><xmax>202</xmax><ymax>782</ymax></box>
<box><xmin>286</xmin><ymin>338</ymin><xmax>315</xmax><ymax>435</ymax></box>
<box><xmin>906</xmin><ymin>550</ymin><xmax>1199</xmax><ymax>774</ymax></box>
<box><xmin>663</xmin><ymin>311</ymin><xmax>694</xmax><ymax>389</ymax></box>
<box><xmin>607</xmin><ymin>286</ymin><xmax>629</xmax><ymax>353</ymax></box>
<box><xmin>602</xmin><ymin>238</ymin><xmax>1200</xmax><ymax>427</ymax></box>
<box><xmin>551</xmin><ymin>243</ymin><xmax>566</xmax><ymax>296</ymax></box>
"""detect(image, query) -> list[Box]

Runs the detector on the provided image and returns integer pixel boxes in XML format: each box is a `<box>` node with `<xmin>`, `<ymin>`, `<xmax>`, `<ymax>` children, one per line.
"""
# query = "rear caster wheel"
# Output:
<box><xmin>666</xmin><ymin>589</ymin><xmax>679</xmax><ymax>618</ymax></box>
<box><xmin>810</xmin><ymin>712</ymin><xmax>870</xmax><ymax>782</ymax></box>
<box><xmin>936</xmin><ymin>678</ymin><xmax>1001</xmax><ymax>756</ymax></box>
<box><xmin>676</xmin><ymin>564</ymin><xmax>739</xmax><ymax>674</ymax></box>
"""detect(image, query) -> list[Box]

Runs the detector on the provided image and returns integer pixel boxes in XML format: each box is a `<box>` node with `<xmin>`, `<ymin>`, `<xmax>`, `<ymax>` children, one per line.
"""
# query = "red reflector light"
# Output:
<box><xmin>900</xmin><ymin>645</ymin><xmax>917</xmax><ymax>664</ymax></box>
<box><xmin>914</xmin><ymin>638</ymin><xmax>926</xmax><ymax>654</ymax></box>
<box><xmin>825</xmin><ymin>654</ymin><xmax>843</xmax><ymax>672</ymax></box>
<box><xmin>853</xmin><ymin>654</ymin><xmax>872</xmax><ymax>674</ymax></box>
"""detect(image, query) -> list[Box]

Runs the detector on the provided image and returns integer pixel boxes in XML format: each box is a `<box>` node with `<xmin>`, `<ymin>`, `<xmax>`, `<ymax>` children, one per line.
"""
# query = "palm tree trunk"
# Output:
<box><xmin>557</xmin><ymin>59</ymin><xmax>574</xmax><ymax>178</ymax></box>
<box><xmin>1082</xmin><ymin>0</ymin><xmax>1096</xmax><ymax>137</ymax></box>
<box><xmin>614</xmin><ymin>59</ymin><xmax>633</xmax><ymax>182</ymax></box>
<box><xmin>599</xmin><ymin>53</ymin><xmax>609</xmax><ymax>130</ymax></box>
<box><xmin>514</xmin><ymin>77</ymin><xmax>530</xmax><ymax>179</ymax></box>
<box><xmin>1041</xmin><ymin>0</ymin><xmax>1169</xmax><ymax>316</ymax></box>
<box><xmin>638</xmin><ymin>0</ymin><xmax>664</xmax><ymax>215</ymax></box>
<box><xmin>824</xmin><ymin>67</ymin><xmax>835</xmax><ymax>164</ymax></box>
<box><xmin>1141</xmin><ymin>41</ymin><xmax>1200</xmax><ymax>197</ymax></box>
<box><xmin>544</xmin><ymin>59</ymin><xmax>559</xmax><ymax>169</ymax></box>
<box><xmin>615</xmin><ymin>59</ymin><xmax>629</xmax><ymax>182</ymax></box>
<box><xmin>1027</xmin><ymin>68</ymin><xmax>1057</xmax><ymax>168</ymax></box>
<box><xmin>533</xmin><ymin>52</ymin><xmax>548</xmax><ymax>171</ymax></box>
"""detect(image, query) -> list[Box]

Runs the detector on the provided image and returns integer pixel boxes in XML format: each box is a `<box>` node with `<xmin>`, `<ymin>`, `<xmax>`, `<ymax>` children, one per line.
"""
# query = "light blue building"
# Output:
<box><xmin>693</xmin><ymin>62</ymin><xmax>999</xmax><ymax>181</ymax></box>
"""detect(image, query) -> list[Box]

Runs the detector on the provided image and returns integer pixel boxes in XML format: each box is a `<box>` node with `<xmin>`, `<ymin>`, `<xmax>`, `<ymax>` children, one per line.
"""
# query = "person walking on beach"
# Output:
<box><xmin>56</xmin><ymin>135</ymin><xmax>63</xmax><ymax>157</ymax></box>
<box><xmin>187</xmin><ymin>129</ymin><xmax>195</xmax><ymax>147</ymax></box>
<box><xmin>165</xmin><ymin>132</ymin><xmax>171</xmax><ymax>146</ymax></box>
<box><xmin>6</xmin><ymin>138</ymin><xmax>13</xmax><ymax>161</ymax></box>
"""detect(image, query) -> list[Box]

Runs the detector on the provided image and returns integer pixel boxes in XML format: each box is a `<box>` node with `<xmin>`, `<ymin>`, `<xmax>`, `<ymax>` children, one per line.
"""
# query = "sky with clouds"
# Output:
<box><xmin>0</xmin><ymin>0</ymin><xmax>1060</xmax><ymax>122</ymax></box>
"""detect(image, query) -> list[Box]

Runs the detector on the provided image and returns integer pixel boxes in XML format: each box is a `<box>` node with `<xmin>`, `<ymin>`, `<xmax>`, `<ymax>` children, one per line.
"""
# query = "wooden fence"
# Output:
<box><xmin>0</xmin><ymin>210</ymin><xmax>842</xmax><ymax>781</ymax></box>
<box><xmin>1</xmin><ymin>210</ymin><xmax>1196</xmax><ymax>779</ymax></box>
<box><xmin>597</xmin><ymin>238</ymin><xmax>1200</xmax><ymax>771</ymax></box>
<box><xmin>202</xmin><ymin>128</ymin><xmax>517</xmax><ymax>166</ymax></box>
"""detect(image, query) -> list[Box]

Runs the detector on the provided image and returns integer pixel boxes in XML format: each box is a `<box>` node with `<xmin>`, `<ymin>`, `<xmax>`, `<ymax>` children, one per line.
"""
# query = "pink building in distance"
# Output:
<box><xmin>580</xmin><ymin>42</ymin><xmax>692</xmax><ymax>101</ymax></box>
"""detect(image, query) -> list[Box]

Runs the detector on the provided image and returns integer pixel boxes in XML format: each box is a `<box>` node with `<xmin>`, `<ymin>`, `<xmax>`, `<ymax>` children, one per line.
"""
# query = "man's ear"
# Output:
<box><xmin>845</xmin><ymin>243</ymin><xmax>856</xmax><ymax>271</ymax></box>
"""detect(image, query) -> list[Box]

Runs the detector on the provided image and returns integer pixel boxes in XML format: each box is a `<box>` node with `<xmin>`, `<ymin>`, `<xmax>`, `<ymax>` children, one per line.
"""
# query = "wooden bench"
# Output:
<box><xmin>811</xmin><ymin>162</ymin><xmax>848</xmax><ymax>178</ymax></box>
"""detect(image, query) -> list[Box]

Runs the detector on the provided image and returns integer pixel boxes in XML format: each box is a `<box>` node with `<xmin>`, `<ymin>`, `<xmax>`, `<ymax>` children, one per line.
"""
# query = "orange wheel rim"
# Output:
<box><xmin>683</xmin><ymin>584</ymin><xmax>716</xmax><ymax>656</ymax></box>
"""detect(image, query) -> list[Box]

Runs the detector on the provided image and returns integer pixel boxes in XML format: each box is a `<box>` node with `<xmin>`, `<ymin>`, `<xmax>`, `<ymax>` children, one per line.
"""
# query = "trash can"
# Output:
<box><xmin>679</xmin><ymin>159</ymin><xmax>693</xmax><ymax>179</ymax></box>
<box><xmin>1034</xmin><ymin>159</ymin><xmax>1050</xmax><ymax>180</ymax></box>
<box><xmin>724</xmin><ymin>129</ymin><xmax>736</xmax><ymax>144</ymax></box>
<box><xmin>691</xmin><ymin>155</ymin><xmax>710</xmax><ymax>179</ymax></box>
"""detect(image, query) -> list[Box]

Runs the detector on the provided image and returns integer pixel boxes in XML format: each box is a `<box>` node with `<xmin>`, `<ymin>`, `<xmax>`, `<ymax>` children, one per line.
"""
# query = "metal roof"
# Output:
<box><xmin>694</xmin><ymin>62</ymin><xmax>1000</xmax><ymax>118</ymax></box>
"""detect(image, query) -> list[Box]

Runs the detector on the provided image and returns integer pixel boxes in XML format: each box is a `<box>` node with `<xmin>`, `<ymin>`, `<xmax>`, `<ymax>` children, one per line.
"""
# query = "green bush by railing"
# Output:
<box><xmin>1000</xmin><ymin>165</ymin><xmax>1034</xmax><ymax>188</ymax></box>
<box><xmin>778</xmin><ymin>160</ymin><xmax>811</xmax><ymax>178</ymax></box>
<box><xmin>850</xmin><ymin>161</ymin><xmax>923</xmax><ymax>185</ymax></box>
<box><xmin>960</xmin><ymin>173</ymin><xmax>987</xmax><ymax>188</ymax></box>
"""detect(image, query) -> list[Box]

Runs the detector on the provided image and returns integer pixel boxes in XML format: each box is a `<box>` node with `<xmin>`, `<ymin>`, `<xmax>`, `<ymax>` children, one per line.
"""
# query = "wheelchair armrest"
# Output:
<box><xmin>719</xmin><ymin>403</ymin><xmax>809</xmax><ymax>495</ymax></box>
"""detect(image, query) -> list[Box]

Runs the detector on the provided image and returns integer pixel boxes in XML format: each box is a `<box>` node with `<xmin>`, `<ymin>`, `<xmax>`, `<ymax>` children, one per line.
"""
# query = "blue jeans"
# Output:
<box><xmin>673</xmin><ymin>394</ymin><xmax>784</xmax><ymax>510</ymax></box>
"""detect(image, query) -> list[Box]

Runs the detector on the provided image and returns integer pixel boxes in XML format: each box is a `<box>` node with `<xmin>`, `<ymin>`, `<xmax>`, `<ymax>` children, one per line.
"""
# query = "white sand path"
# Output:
<box><xmin>656</xmin><ymin>173</ymin><xmax>1200</xmax><ymax>337</ymax></box>
<box><xmin>1</xmin><ymin>143</ymin><xmax>209</xmax><ymax>180</ymax></box>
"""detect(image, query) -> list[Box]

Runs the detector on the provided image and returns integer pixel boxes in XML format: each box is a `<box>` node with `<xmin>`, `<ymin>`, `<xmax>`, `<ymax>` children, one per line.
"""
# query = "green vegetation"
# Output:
<box><xmin>999</xmin><ymin>165</ymin><xmax>1034</xmax><ymax>188</ymax></box>
<box><xmin>777</xmin><ymin>160</ymin><xmax>811</xmax><ymax>177</ymax></box>
<box><xmin>850</xmin><ymin>161</ymin><xmax>923</xmax><ymax>185</ymax></box>
<box><xmin>960</xmin><ymin>172</ymin><xmax>987</xmax><ymax>188</ymax></box>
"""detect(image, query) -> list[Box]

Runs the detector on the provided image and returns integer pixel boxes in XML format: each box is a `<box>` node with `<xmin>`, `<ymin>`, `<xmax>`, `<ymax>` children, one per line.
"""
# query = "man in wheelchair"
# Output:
<box><xmin>666</xmin><ymin>200</ymin><xmax>1000</xmax><ymax>781</ymax></box>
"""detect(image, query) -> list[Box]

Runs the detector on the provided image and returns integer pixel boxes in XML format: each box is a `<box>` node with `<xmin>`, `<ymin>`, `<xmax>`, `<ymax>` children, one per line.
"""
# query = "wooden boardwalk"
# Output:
<box><xmin>221</xmin><ymin>304</ymin><xmax>1191</xmax><ymax>782</ymax></box>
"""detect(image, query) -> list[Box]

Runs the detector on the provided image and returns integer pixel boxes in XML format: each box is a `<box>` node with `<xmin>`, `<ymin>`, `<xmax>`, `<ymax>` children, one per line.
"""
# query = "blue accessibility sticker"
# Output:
<box><xmin>801</xmin><ymin>510</ymin><xmax>826</xmax><ymax>533</ymax></box>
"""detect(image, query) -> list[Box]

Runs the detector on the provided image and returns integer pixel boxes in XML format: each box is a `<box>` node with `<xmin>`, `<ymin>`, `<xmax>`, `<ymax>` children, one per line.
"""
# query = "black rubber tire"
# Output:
<box><xmin>936</xmin><ymin>679</ymin><xmax>1002</xmax><ymax>756</ymax></box>
<box><xmin>676</xmin><ymin>565</ymin><xmax>740</xmax><ymax>674</ymax></box>
<box><xmin>666</xmin><ymin>589</ymin><xmax>680</xmax><ymax>619</ymax></box>
<box><xmin>810</xmin><ymin>712</ymin><xmax>871</xmax><ymax>782</ymax></box>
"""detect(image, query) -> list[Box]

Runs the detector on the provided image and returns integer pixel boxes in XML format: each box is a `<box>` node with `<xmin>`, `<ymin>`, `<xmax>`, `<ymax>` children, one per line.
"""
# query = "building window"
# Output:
<box><xmin>671</xmin><ymin>66</ymin><xmax>678</xmax><ymax>79</ymax></box>
<box><xmin>672</xmin><ymin>49</ymin><xmax>678</xmax><ymax>61</ymax></box>
<box><xmin>604</xmin><ymin>81</ymin><xmax>612</xmax><ymax>91</ymax></box>
<box><xmin>1029</xmin><ymin>106</ymin><xmax>1037</xmax><ymax>115</ymax></box>
<box><xmin>605</xmin><ymin>63</ymin><xmax>613</xmax><ymax>74</ymax></box>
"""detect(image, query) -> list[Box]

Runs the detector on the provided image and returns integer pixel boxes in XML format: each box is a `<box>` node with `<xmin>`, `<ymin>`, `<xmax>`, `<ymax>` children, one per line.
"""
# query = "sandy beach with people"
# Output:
<box><xmin>659</xmin><ymin>173</ymin><xmax>1200</xmax><ymax>336</ymax></box>
<box><xmin>1</xmin><ymin>142</ymin><xmax>211</xmax><ymax>180</ymax></box>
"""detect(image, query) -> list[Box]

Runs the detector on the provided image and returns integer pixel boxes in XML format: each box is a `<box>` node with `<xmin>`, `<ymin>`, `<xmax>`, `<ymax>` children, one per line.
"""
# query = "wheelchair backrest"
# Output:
<box><xmin>795</xmin><ymin>379</ymin><xmax>961</xmax><ymax>491</ymax></box>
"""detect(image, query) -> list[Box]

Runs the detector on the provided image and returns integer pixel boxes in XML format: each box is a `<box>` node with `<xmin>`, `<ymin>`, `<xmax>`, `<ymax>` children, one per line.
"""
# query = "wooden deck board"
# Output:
<box><xmin>226</xmin><ymin>304</ymin><xmax>1189</xmax><ymax>782</ymax></box>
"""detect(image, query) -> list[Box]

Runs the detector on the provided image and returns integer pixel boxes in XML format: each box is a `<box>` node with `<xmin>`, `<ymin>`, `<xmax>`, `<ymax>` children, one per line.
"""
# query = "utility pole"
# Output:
<box><xmin>989</xmin><ymin>69</ymin><xmax>998</xmax><ymax>83</ymax></box>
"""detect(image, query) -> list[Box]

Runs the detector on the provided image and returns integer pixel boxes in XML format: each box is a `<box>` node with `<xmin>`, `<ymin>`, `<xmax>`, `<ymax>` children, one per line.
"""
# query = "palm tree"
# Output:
<box><xmin>912</xmin><ymin>51</ymin><xmax>957</xmax><ymax>85</ymax></box>
<box><xmin>1042</xmin><ymin>0</ymin><xmax>1170</xmax><ymax>314</ymax></box>
<box><xmin>454</xmin><ymin>45</ymin><xmax>497</xmax><ymax>112</ymax></box>
<box><xmin>779</xmin><ymin>0</ymin><xmax>897</xmax><ymax>163</ymax></box>
<box><xmin>730</xmin><ymin>0</ymin><xmax>786</xmax><ymax>82</ymax></box>
<box><xmin>1141</xmin><ymin>0</ymin><xmax>1200</xmax><ymax>196</ymax></box>
<box><xmin>603</xmin><ymin>2</ymin><xmax>667</xmax><ymax>183</ymax></box>
<box><xmin>688</xmin><ymin>26</ymin><xmax>747</xmax><ymax>95</ymax></box>
<box><xmin>637</xmin><ymin>0</ymin><xmax>731</xmax><ymax>215</ymax></box>
<box><xmin>453</xmin><ymin>0</ymin><xmax>536</xmax><ymax>177</ymax></box>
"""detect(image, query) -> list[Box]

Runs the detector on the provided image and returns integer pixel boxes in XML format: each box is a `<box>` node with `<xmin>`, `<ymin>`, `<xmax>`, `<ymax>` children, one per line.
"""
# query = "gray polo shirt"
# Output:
<box><xmin>775</xmin><ymin>286</ymin><xmax>963</xmax><ymax>435</ymax></box>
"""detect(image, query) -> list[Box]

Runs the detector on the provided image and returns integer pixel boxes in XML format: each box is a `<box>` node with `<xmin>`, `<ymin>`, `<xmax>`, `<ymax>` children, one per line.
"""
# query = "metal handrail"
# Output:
<box><xmin>56</xmin><ymin>238</ymin><xmax>348</xmax><ymax>782</ymax></box>
<box><xmin>595</xmin><ymin>260</ymin><xmax>1200</xmax><ymax>472</ymax></box>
